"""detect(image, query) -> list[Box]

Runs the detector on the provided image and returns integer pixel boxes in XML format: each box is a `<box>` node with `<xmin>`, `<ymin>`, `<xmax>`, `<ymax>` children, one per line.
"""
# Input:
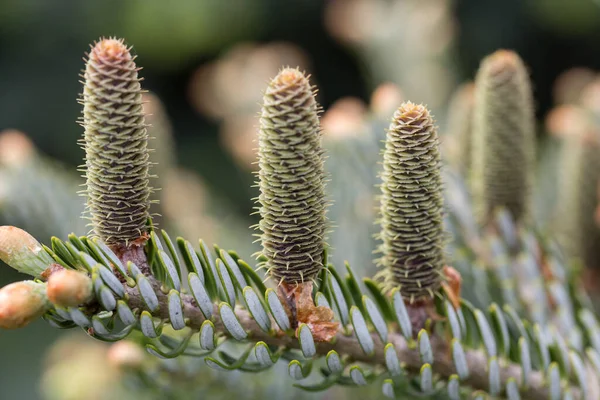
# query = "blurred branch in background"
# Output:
<box><xmin>325</xmin><ymin>0</ymin><xmax>458</xmax><ymax>119</ymax></box>
<box><xmin>143</xmin><ymin>92</ymin><xmax>256</xmax><ymax>259</ymax></box>
<box><xmin>0</xmin><ymin>130</ymin><xmax>86</xmax><ymax>241</ymax></box>
<box><xmin>41</xmin><ymin>331</ymin><xmax>330</xmax><ymax>400</ymax></box>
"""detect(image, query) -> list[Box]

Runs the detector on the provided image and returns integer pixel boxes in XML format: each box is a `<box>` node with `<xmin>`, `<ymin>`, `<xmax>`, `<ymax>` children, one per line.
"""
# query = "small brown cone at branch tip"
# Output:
<box><xmin>47</xmin><ymin>269</ymin><xmax>93</xmax><ymax>307</ymax></box>
<box><xmin>279</xmin><ymin>282</ymin><xmax>338</xmax><ymax>342</ymax></box>
<box><xmin>0</xmin><ymin>281</ymin><xmax>50</xmax><ymax>329</ymax></box>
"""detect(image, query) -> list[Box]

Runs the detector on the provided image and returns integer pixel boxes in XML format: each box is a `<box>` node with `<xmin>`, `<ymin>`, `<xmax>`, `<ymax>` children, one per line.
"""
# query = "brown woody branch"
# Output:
<box><xmin>120</xmin><ymin>277</ymin><xmax>594</xmax><ymax>400</ymax></box>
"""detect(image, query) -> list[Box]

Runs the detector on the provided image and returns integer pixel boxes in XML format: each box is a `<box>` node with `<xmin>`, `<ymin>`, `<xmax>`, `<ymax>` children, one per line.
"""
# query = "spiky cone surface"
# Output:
<box><xmin>470</xmin><ymin>50</ymin><xmax>535</xmax><ymax>227</ymax></box>
<box><xmin>256</xmin><ymin>68</ymin><xmax>327</xmax><ymax>284</ymax></box>
<box><xmin>81</xmin><ymin>38</ymin><xmax>151</xmax><ymax>247</ymax></box>
<box><xmin>377</xmin><ymin>102</ymin><xmax>446</xmax><ymax>302</ymax></box>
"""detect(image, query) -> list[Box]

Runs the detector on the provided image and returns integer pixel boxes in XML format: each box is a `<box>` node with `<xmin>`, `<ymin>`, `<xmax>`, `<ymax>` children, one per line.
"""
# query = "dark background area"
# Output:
<box><xmin>1</xmin><ymin>0</ymin><xmax>599</xmax><ymax>398</ymax></box>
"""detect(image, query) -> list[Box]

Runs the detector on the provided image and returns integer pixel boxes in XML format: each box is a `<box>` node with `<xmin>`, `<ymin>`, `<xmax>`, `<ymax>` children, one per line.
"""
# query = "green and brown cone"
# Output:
<box><xmin>377</xmin><ymin>102</ymin><xmax>446</xmax><ymax>302</ymax></box>
<box><xmin>471</xmin><ymin>50</ymin><xmax>535</xmax><ymax>227</ymax></box>
<box><xmin>81</xmin><ymin>38</ymin><xmax>152</xmax><ymax>247</ymax></box>
<box><xmin>256</xmin><ymin>68</ymin><xmax>328</xmax><ymax>284</ymax></box>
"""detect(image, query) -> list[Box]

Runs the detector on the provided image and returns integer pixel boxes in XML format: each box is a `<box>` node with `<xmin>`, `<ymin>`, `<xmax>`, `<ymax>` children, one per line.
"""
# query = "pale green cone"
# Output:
<box><xmin>256</xmin><ymin>68</ymin><xmax>328</xmax><ymax>284</ymax></box>
<box><xmin>377</xmin><ymin>102</ymin><xmax>446</xmax><ymax>302</ymax></box>
<box><xmin>81</xmin><ymin>38</ymin><xmax>152</xmax><ymax>247</ymax></box>
<box><xmin>471</xmin><ymin>50</ymin><xmax>535</xmax><ymax>227</ymax></box>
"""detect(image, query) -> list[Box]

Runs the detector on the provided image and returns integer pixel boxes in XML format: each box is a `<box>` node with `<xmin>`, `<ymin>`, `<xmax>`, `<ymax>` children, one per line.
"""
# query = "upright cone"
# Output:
<box><xmin>378</xmin><ymin>102</ymin><xmax>446</xmax><ymax>302</ymax></box>
<box><xmin>471</xmin><ymin>50</ymin><xmax>535</xmax><ymax>226</ymax></box>
<box><xmin>81</xmin><ymin>38</ymin><xmax>151</xmax><ymax>247</ymax></box>
<box><xmin>256</xmin><ymin>68</ymin><xmax>328</xmax><ymax>284</ymax></box>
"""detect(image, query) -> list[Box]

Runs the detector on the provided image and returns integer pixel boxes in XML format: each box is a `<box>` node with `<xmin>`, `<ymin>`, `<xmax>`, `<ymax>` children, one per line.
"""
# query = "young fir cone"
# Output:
<box><xmin>378</xmin><ymin>102</ymin><xmax>446</xmax><ymax>303</ymax></box>
<box><xmin>256</xmin><ymin>68</ymin><xmax>328</xmax><ymax>285</ymax></box>
<box><xmin>81</xmin><ymin>38</ymin><xmax>152</xmax><ymax>248</ymax></box>
<box><xmin>470</xmin><ymin>50</ymin><xmax>535</xmax><ymax>227</ymax></box>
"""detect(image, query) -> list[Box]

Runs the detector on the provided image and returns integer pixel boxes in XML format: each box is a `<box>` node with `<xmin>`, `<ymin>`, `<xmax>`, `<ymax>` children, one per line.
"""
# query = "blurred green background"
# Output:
<box><xmin>1</xmin><ymin>0</ymin><xmax>600</xmax><ymax>398</ymax></box>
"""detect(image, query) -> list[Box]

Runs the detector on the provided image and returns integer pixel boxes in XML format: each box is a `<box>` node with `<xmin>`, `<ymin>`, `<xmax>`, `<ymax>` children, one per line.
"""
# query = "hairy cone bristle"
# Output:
<box><xmin>81</xmin><ymin>38</ymin><xmax>151</xmax><ymax>247</ymax></box>
<box><xmin>471</xmin><ymin>49</ymin><xmax>535</xmax><ymax>226</ymax></box>
<box><xmin>377</xmin><ymin>102</ymin><xmax>446</xmax><ymax>302</ymax></box>
<box><xmin>256</xmin><ymin>68</ymin><xmax>327</xmax><ymax>284</ymax></box>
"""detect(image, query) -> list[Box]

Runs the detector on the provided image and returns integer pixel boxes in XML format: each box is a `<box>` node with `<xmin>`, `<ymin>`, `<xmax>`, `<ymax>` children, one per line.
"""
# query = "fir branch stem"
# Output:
<box><xmin>123</xmin><ymin>275</ymin><xmax>560</xmax><ymax>400</ymax></box>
